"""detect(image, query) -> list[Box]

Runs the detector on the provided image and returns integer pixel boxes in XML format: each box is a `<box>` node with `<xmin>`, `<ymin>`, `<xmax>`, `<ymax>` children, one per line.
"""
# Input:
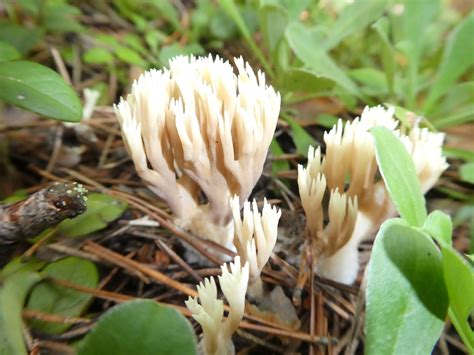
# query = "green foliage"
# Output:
<box><xmin>460</xmin><ymin>163</ymin><xmax>474</xmax><ymax>184</ymax></box>
<box><xmin>57</xmin><ymin>193</ymin><xmax>128</xmax><ymax>237</ymax></box>
<box><xmin>372</xmin><ymin>126</ymin><xmax>427</xmax><ymax>227</ymax></box>
<box><xmin>0</xmin><ymin>268</ymin><xmax>42</xmax><ymax>355</ymax></box>
<box><xmin>0</xmin><ymin>61</ymin><xmax>82</xmax><ymax>122</ymax></box>
<box><xmin>77</xmin><ymin>300</ymin><xmax>198</xmax><ymax>355</ymax></box>
<box><xmin>424</xmin><ymin>12</ymin><xmax>474</xmax><ymax>114</ymax></box>
<box><xmin>0</xmin><ymin>21</ymin><xmax>43</xmax><ymax>54</ymax></box>
<box><xmin>442</xmin><ymin>246</ymin><xmax>474</xmax><ymax>350</ymax></box>
<box><xmin>286</xmin><ymin>22</ymin><xmax>360</xmax><ymax>97</ymax></box>
<box><xmin>219</xmin><ymin>0</ymin><xmax>274</xmax><ymax>78</ymax></box>
<box><xmin>423</xmin><ymin>210</ymin><xmax>452</xmax><ymax>246</ymax></box>
<box><xmin>283</xmin><ymin>115</ymin><xmax>317</xmax><ymax>156</ymax></box>
<box><xmin>365</xmin><ymin>219</ymin><xmax>448</xmax><ymax>354</ymax></box>
<box><xmin>370</xmin><ymin>126</ymin><xmax>474</xmax><ymax>353</ymax></box>
<box><xmin>26</xmin><ymin>257</ymin><xmax>99</xmax><ymax>334</ymax></box>
<box><xmin>0</xmin><ymin>1</ymin><xmax>472</xmax><ymax>353</ymax></box>
<box><xmin>0</xmin><ymin>41</ymin><xmax>21</xmax><ymax>62</ymax></box>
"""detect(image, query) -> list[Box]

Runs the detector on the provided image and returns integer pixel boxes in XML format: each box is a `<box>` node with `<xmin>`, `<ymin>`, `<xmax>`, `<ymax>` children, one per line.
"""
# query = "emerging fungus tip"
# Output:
<box><xmin>186</xmin><ymin>256</ymin><xmax>248</xmax><ymax>355</ymax></box>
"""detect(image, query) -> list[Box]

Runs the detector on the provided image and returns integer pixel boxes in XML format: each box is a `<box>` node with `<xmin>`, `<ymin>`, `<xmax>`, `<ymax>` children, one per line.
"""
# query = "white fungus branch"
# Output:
<box><xmin>230</xmin><ymin>195</ymin><xmax>281</xmax><ymax>285</ymax></box>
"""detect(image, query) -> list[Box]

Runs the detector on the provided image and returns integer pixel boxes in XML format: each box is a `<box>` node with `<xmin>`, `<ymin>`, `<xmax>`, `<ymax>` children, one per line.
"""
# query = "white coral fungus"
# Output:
<box><xmin>114</xmin><ymin>55</ymin><xmax>280</xmax><ymax>248</ymax></box>
<box><xmin>185</xmin><ymin>257</ymin><xmax>249</xmax><ymax>355</ymax></box>
<box><xmin>230</xmin><ymin>195</ymin><xmax>281</xmax><ymax>284</ymax></box>
<box><xmin>298</xmin><ymin>105</ymin><xmax>447</xmax><ymax>284</ymax></box>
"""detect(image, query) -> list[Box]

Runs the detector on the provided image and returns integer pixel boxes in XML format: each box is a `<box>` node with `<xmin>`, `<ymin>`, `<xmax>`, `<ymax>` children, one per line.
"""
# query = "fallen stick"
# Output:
<box><xmin>0</xmin><ymin>182</ymin><xmax>88</xmax><ymax>245</ymax></box>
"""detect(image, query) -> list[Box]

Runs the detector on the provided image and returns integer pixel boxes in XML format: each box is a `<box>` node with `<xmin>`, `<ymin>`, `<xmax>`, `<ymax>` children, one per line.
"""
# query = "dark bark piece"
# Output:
<box><xmin>0</xmin><ymin>182</ymin><xmax>88</xmax><ymax>244</ymax></box>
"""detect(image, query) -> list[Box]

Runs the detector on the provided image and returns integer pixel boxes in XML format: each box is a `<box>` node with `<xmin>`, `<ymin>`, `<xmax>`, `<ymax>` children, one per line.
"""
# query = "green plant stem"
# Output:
<box><xmin>448</xmin><ymin>307</ymin><xmax>474</xmax><ymax>353</ymax></box>
<box><xmin>406</xmin><ymin>58</ymin><xmax>418</xmax><ymax>109</ymax></box>
<box><xmin>218</xmin><ymin>0</ymin><xmax>275</xmax><ymax>80</ymax></box>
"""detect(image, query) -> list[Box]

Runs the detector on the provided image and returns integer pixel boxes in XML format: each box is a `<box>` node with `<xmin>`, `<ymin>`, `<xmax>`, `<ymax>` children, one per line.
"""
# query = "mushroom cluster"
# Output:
<box><xmin>115</xmin><ymin>55</ymin><xmax>280</xmax><ymax>249</ymax></box>
<box><xmin>297</xmin><ymin>106</ymin><xmax>448</xmax><ymax>284</ymax></box>
<box><xmin>115</xmin><ymin>55</ymin><xmax>448</xmax><ymax>353</ymax></box>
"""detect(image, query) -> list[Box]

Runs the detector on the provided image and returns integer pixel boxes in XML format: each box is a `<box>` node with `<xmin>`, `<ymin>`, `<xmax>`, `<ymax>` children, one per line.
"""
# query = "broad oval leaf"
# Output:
<box><xmin>365</xmin><ymin>219</ymin><xmax>448</xmax><ymax>354</ymax></box>
<box><xmin>77</xmin><ymin>299</ymin><xmax>197</xmax><ymax>355</ymax></box>
<box><xmin>57</xmin><ymin>193</ymin><xmax>127</xmax><ymax>237</ymax></box>
<box><xmin>372</xmin><ymin>126</ymin><xmax>427</xmax><ymax>227</ymax></box>
<box><xmin>0</xmin><ymin>61</ymin><xmax>82</xmax><ymax>122</ymax></box>
<box><xmin>26</xmin><ymin>257</ymin><xmax>99</xmax><ymax>334</ymax></box>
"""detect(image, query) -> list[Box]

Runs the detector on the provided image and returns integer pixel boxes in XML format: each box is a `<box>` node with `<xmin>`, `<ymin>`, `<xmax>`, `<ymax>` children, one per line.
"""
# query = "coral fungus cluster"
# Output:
<box><xmin>115</xmin><ymin>55</ymin><xmax>447</xmax><ymax>354</ymax></box>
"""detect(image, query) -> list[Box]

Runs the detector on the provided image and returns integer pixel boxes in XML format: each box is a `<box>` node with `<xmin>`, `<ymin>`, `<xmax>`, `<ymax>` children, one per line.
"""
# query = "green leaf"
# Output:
<box><xmin>0</xmin><ymin>42</ymin><xmax>21</xmax><ymax>62</ymax></box>
<box><xmin>259</xmin><ymin>4</ymin><xmax>288</xmax><ymax>55</ymax></box>
<box><xmin>321</xmin><ymin>0</ymin><xmax>387</xmax><ymax>50</ymax></box>
<box><xmin>158</xmin><ymin>43</ymin><xmax>205</xmax><ymax>66</ymax></box>
<box><xmin>209</xmin><ymin>9</ymin><xmax>238</xmax><ymax>39</ymax></box>
<box><xmin>392</xmin><ymin>0</ymin><xmax>440</xmax><ymax>108</ymax></box>
<box><xmin>316</xmin><ymin>114</ymin><xmax>339</xmax><ymax>129</ymax></box>
<box><xmin>218</xmin><ymin>0</ymin><xmax>274</xmax><ymax>78</ymax></box>
<box><xmin>424</xmin><ymin>12</ymin><xmax>474</xmax><ymax>113</ymax></box>
<box><xmin>1</xmin><ymin>258</ymin><xmax>45</xmax><ymax>278</ymax></box>
<box><xmin>0</xmin><ymin>271</ymin><xmax>42</xmax><ymax>355</ymax></box>
<box><xmin>372</xmin><ymin>17</ymin><xmax>396</xmax><ymax>93</ymax></box>
<box><xmin>284</xmin><ymin>115</ymin><xmax>318</xmax><ymax>156</ymax></box>
<box><xmin>281</xmin><ymin>69</ymin><xmax>334</xmax><ymax>92</ymax></box>
<box><xmin>57</xmin><ymin>193</ymin><xmax>127</xmax><ymax>237</ymax></box>
<box><xmin>432</xmin><ymin>104</ymin><xmax>474</xmax><ymax>128</ymax></box>
<box><xmin>115</xmin><ymin>46</ymin><xmax>145</xmax><ymax>67</ymax></box>
<box><xmin>286</xmin><ymin>22</ymin><xmax>360</xmax><ymax>97</ymax></box>
<box><xmin>391</xmin><ymin>105</ymin><xmax>412</xmax><ymax>128</ymax></box>
<box><xmin>443</xmin><ymin>147</ymin><xmax>474</xmax><ymax>162</ymax></box>
<box><xmin>42</xmin><ymin>3</ymin><xmax>83</xmax><ymax>33</ymax></box>
<box><xmin>270</xmin><ymin>139</ymin><xmax>289</xmax><ymax>176</ymax></box>
<box><xmin>441</xmin><ymin>246</ymin><xmax>474</xmax><ymax>351</ymax></box>
<box><xmin>365</xmin><ymin>219</ymin><xmax>448</xmax><ymax>354</ymax></box>
<box><xmin>0</xmin><ymin>21</ymin><xmax>43</xmax><ymax>54</ymax></box>
<box><xmin>83</xmin><ymin>48</ymin><xmax>114</xmax><ymax>65</ymax></box>
<box><xmin>148</xmin><ymin>0</ymin><xmax>181</xmax><ymax>30</ymax></box>
<box><xmin>1</xmin><ymin>189</ymin><xmax>28</xmax><ymax>204</ymax></box>
<box><xmin>77</xmin><ymin>300</ymin><xmax>197</xmax><ymax>355</ymax></box>
<box><xmin>15</xmin><ymin>0</ymin><xmax>40</xmax><ymax>15</ymax></box>
<box><xmin>431</xmin><ymin>82</ymin><xmax>474</xmax><ymax>117</ymax></box>
<box><xmin>349</xmin><ymin>68</ymin><xmax>388</xmax><ymax>94</ymax></box>
<box><xmin>26</xmin><ymin>257</ymin><xmax>98</xmax><ymax>334</ymax></box>
<box><xmin>0</xmin><ymin>61</ymin><xmax>82</xmax><ymax>122</ymax></box>
<box><xmin>460</xmin><ymin>162</ymin><xmax>474</xmax><ymax>184</ymax></box>
<box><xmin>423</xmin><ymin>210</ymin><xmax>452</xmax><ymax>246</ymax></box>
<box><xmin>372</xmin><ymin>126</ymin><xmax>427</xmax><ymax>226</ymax></box>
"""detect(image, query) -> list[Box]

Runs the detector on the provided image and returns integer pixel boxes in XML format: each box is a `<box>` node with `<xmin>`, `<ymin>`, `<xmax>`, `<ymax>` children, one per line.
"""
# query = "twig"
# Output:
<box><xmin>83</xmin><ymin>241</ymin><xmax>196</xmax><ymax>297</ymax></box>
<box><xmin>155</xmin><ymin>239</ymin><xmax>203</xmax><ymax>282</ymax></box>
<box><xmin>0</xmin><ymin>182</ymin><xmax>87</xmax><ymax>244</ymax></box>
<box><xmin>23</xmin><ymin>309</ymin><xmax>91</xmax><ymax>325</ymax></box>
